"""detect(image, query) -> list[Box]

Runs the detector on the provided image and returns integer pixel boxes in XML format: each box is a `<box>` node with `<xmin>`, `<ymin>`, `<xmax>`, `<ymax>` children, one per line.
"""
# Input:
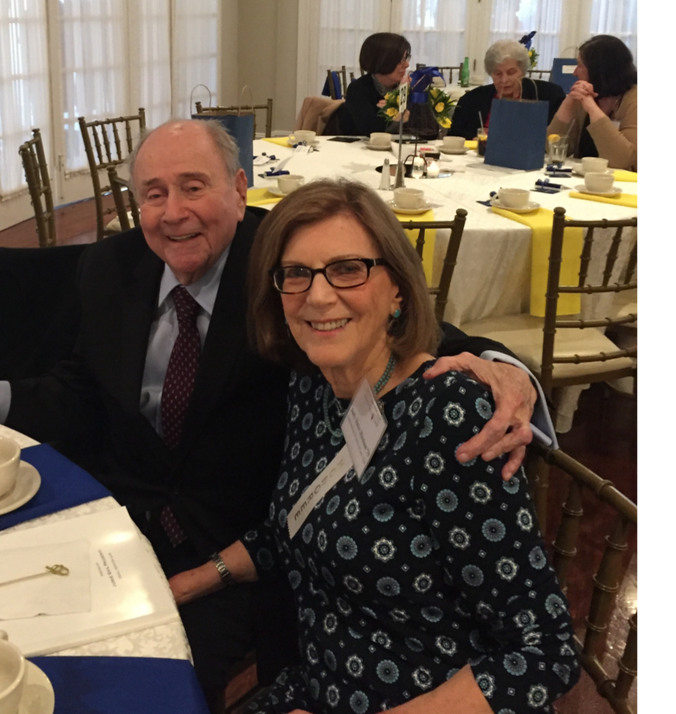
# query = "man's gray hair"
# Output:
<box><xmin>484</xmin><ymin>40</ymin><xmax>530</xmax><ymax>76</ymax></box>
<box><xmin>128</xmin><ymin>119</ymin><xmax>241</xmax><ymax>194</ymax></box>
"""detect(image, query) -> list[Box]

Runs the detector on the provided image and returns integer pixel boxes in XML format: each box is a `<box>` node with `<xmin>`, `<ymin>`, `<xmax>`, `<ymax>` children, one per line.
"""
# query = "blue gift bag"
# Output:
<box><xmin>192</xmin><ymin>113</ymin><xmax>255</xmax><ymax>187</ymax></box>
<box><xmin>484</xmin><ymin>97</ymin><xmax>548</xmax><ymax>171</ymax></box>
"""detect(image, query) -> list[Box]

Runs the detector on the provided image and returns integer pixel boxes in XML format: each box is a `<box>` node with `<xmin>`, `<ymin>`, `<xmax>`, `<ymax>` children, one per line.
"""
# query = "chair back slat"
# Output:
<box><xmin>578</xmin><ymin>225</ymin><xmax>594</xmax><ymax>286</ymax></box>
<box><xmin>530</xmin><ymin>442</ymin><xmax>636</xmax><ymax>713</ymax></box>
<box><xmin>78</xmin><ymin>108</ymin><xmax>146</xmax><ymax>241</ymax></box>
<box><xmin>18</xmin><ymin>128</ymin><xmax>57</xmax><ymax>248</ymax></box>
<box><xmin>527</xmin><ymin>69</ymin><xmax>552</xmax><ymax>79</ymax></box>
<box><xmin>398</xmin><ymin>210</ymin><xmax>467</xmax><ymax>323</ymax></box>
<box><xmin>583</xmin><ymin>513</ymin><xmax>631</xmax><ymax>658</ymax></box>
<box><xmin>107</xmin><ymin>166</ymin><xmax>140</xmax><ymax>232</ymax></box>
<box><xmin>602</xmin><ymin>225</ymin><xmax>625</xmax><ymax>287</ymax></box>
<box><xmin>551</xmin><ymin>478</ymin><xmax>583</xmax><ymax>591</ymax></box>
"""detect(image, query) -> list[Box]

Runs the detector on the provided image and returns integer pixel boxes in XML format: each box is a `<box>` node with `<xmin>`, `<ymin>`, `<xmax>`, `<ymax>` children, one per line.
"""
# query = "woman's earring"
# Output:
<box><xmin>392</xmin><ymin>309</ymin><xmax>402</xmax><ymax>319</ymax></box>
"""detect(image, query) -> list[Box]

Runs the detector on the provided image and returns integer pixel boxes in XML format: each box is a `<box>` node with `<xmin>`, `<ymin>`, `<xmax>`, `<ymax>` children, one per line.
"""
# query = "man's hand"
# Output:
<box><xmin>424</xmin><ymin>353</ymin><xmax>536</xmax><ymax>480</ymax></box>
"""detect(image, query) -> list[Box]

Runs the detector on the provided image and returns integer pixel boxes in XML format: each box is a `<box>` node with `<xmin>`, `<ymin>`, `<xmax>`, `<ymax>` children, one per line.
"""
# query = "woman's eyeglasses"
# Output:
<box><xmin>270</xmin><ymin>258</ymin><xmax>388</xmax><ymax>294</ymax></box>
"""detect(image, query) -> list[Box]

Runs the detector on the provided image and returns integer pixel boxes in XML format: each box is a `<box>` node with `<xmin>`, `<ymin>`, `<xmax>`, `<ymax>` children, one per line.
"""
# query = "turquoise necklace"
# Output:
<box><xmin>322</xmin><ymin>353</ymin><xmax>397</xmax><ymax>439</ymax></box>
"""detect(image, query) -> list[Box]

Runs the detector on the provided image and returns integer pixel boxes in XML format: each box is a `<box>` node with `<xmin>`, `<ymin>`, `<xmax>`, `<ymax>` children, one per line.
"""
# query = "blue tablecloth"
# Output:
<box><xmin>29</xmin><ymin>657</ymin><xmax>210</xmax><ymax>714</ymax></box>
<box><xmin>0</xmin><ymin>444</ymin><xmax>112</xmax><ymax>531</ymax></box>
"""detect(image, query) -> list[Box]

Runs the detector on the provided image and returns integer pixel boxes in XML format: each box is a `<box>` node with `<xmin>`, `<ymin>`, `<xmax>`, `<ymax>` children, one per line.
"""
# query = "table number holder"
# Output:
<box><xmin>394</xmin><ymin>80</ymin><xmax>408</xmax><ymax>188</ymax></box>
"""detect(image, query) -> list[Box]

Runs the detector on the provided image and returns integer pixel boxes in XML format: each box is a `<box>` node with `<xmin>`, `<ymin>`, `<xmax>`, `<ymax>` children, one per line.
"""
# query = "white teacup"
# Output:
<box><xmin>442</xmin><ymin>136</ymin><xmax>465</xmax><ymax>151</ymax></box>
<box><xmin>498</xmin><ymin>188</ymin><xmax>530</xmax><ymax>209</ymax></box>
<box><xmin>584</xmin><ymin>171</ymin><xmax>615</xmax><ymax>193</ymax></box>
<box><xmin>278</xmin><ymin>174</ymin><xmax>305</xmax><ymax>195</ymax></box>
<box><xmin>0</xmin><ymin>632</ymin><xmax>26</xmax><ymax>714</ymax></box>
<box><xmin>393</xmin><ymin>187</ymin><xmax>424</xmax><ymax>209</ymax></box>
<box><xmin>370</xmin><ymin>132</ymin><xmax>391</xmax><ymax>147</ymax></box>
<box><xmin>581</xmin><ymin>157</ymin><xmax>609</xmax><ymax>174</ymax></box>
<box><xmin>0</xmin><ymin>438</ymin><xmax>20</xmax><ymax>500</ymax></box>
<box><xmin>292</xmin><ymin>130</ymin><xmax>316</xmax><ymax>145</ymax></box>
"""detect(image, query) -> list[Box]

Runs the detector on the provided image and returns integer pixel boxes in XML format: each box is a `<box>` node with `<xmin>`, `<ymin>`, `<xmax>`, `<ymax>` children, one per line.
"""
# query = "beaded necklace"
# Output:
<box><xmin>322</xmin><ymin>353</ymin><xmax>397</xmax><ymax>439</ymax></box>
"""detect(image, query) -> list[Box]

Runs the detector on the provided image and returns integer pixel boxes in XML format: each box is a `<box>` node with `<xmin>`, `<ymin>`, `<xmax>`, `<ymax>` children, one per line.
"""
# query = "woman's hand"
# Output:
<box><xmin>555</xmin><ymin>79</ymin><xmax>598</xmax><ymax>123</ymax></box>
<box><xmin>169</xmin><ymin>563</ymin><xmax>222</xmax><ymax>606</ymax></box>
<box><xmin>424</xmin><ymin>354</ymin><xmax>535</xmax><ymax>480</ymax></box>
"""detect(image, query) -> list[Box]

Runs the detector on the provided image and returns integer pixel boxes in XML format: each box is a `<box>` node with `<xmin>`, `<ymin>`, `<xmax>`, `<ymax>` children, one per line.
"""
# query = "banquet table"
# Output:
<box><xmin>253</xmin><ymin>136</ymin><xmax>637</xmax><ymax>328</ymax></box>
<box><xmin>0</xmin><ymin>424</ymin><xmax>209</xmax><ymax>714</ymax></box>
<box><xmin>253</xmin><ymin>136</ymin><xmax>637</xmax><ymax>430</ymax></box>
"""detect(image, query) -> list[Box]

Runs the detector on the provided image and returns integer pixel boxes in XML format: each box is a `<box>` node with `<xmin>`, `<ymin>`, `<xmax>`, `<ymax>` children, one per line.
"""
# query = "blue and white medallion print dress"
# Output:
<box><xmin>242</xmin><ymin>364</ymin><xmax>579</xmax><ymax>713</ymax></box>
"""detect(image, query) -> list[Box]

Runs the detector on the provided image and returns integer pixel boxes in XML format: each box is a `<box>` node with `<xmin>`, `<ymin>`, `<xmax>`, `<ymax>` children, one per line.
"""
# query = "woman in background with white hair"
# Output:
<box><xmin>448</xmin><ymin>40</ymin><xmax>565</xmax><ymax>140</ymax></box>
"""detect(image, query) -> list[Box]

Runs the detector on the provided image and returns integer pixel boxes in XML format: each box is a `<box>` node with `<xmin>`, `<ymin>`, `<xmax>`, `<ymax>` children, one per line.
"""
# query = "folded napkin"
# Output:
<box><xmin>491</xmin><ymin>206</ymin><xmax>583</xmax><ymax>316</ymax></box>
<box><xmin>465</xmin><ymin>140</ymin><xmax>478</xmax><ymax>150</ymax></box>
<box><xmin>0</xmin><ymin>444</ymin><xmax>111</xmax><ymax>532</ymax></box>
<box><xmin>246</xmin><ymin>188</ymin><xmax>282</xmax><ymax>207</ymax></box>
<box><xmin>613</xmin><ymin>170</ymin><xmax>637</xmax><ymax>182</ymax></box>
<box><xmin>396</xmin><ymin>210</ymin><xmax>435</xmax><ymax>286</ymax></box>
<box><xmin>570</xmin><ymin>191</ymin><xmax>637</xmax><ymax>208</ymax></box>
<box><xmin>0</xmin><ymin>540</ymin><xmax>90</xmax><ymax>619</ymax></box>
<box><xmin>262</xmin><ymin>136</ymin><xmax>294</xmax><ymax>147</ymax></box>
<box><xmin>29</xmin><ymin>656</ymin><xmax>210</xmax><ymax>714</ymax></box>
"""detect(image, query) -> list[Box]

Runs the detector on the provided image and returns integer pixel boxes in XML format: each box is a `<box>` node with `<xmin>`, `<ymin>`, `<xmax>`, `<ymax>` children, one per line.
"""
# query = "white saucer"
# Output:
<box><xmin>439</xmin><ymin>147</ymin><xmax>468</xmax><ymax>155</ymax></box>
<box><xmin>20</xmin><ymin>660</ymin><xmax>55</xmax><ymax>714</ymax></box>
<box><xmin>575</xmin><ymin>185</ymin><xmax>622</xmax><ymax>197</ymax></box>
<box><xmin>387</xmin><ymin>200</ymin><xmax>432</xmax><ymax>215</ymax></box>
<box><xmin>0</xmin><ymin>462</ymin><xmax>41</xmax><ymax>516</ymax></box>
<box><xmin>266</xmin><ymin>186</ymin><xmax>294</xmax><ymax>198</ymax></box>
<box><xmin>490</xmin><ymin>198</ymin><xmax>540</xmax><ymax>214</ymax></box>
<box><xmin>287</xmin><ymin>138</ymin><xmax>320</xmax><ymax>147</ymax></box>
<box><xmin>364</xmin><ymin>142</ymin><xmax>393</xmax><ymax>151</ymax></box>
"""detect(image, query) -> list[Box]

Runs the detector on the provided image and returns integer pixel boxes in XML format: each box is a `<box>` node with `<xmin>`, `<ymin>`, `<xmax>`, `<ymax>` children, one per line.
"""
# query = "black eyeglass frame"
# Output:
<box><xmin>269</xmin><ymin>258</ymin><xmax>388</xmax><ymax>294</ymax></box>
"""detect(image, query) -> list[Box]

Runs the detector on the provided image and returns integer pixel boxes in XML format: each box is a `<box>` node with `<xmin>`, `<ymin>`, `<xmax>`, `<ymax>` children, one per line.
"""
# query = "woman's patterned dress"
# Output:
<box><xmin>241</xmin><ymin>364</ymin><xmax>579</xmax><ymax>713</ymax></box>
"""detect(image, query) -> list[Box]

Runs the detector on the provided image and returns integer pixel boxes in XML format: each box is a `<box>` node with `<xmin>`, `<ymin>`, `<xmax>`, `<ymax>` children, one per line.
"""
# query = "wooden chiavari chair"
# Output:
<box><xmin>416</xmin><ymin>63</ymin><xmax>463</xmax><ymax>85</ymax></box>
<box><xmin>106</xmin><ymin>166</ymin><xmax>140</xmax><ymax>232</ymax></box>
<box><xmin>18</xmin><ymin>128</ymin><xmax>56</xmax><ymax>248</ymax></box>
<box><xmin>78</xmin><ymin>108</ymin><xmax>146</xmax><ymax>241</ymax></box>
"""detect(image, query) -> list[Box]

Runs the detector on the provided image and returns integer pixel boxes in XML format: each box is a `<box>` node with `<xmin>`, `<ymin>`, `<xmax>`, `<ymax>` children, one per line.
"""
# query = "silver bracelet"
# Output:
<box><xmin>210</xmin><ymin>552</ymin><xmax>235</xmax><ymax>586</ymax></box>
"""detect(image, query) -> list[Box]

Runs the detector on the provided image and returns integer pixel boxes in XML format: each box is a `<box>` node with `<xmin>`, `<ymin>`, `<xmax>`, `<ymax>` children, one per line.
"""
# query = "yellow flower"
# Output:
<box><xmin>386</xmin><ymin>107</ymin><xmax>398</xmax><ymax>118</ymax></box>
<box><xmin>435</xmin><ymin>102</ymin><xmax>445</xmax><ymax>113</ymax></box>
<box><xmin>439</xmin><ymin>117</ymin><xmax>451</xmax><ymax>128</ymax></box>
<box><xmin>430</xmin><ymin>88</ymin><xmax>439</xmax><ymax>98</ymax></box>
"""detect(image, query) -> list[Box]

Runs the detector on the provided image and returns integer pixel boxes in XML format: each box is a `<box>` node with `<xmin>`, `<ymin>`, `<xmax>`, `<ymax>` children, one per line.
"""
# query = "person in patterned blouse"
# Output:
<box><xmin>180</xmin><ymin>180</ymin><xmax>580</xmax><ymax>713</ymax></box>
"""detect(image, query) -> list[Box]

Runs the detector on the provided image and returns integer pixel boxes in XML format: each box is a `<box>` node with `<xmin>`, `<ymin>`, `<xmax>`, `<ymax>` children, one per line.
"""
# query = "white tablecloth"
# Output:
<box><xmin>254</xmin><ymin>137</ymin><xmax>637</xmax><ymax>327</ymax></box>
<box><xmin>0</xmin><ymin>424</ymin><xmax>191</xmax><ymax>661</ymax></box>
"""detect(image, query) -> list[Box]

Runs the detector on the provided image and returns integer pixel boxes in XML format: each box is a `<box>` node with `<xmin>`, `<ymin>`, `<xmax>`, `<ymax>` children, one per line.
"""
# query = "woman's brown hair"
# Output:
<box><xmin>247</xmin><ymin>179</ymin><xmax>439</xmax><ymax>369</ymax></box>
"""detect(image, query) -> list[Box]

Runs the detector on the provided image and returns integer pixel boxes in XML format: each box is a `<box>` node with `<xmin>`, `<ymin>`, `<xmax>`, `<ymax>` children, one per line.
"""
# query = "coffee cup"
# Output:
<box><xmin>292</xmin><ymin>130</ymin><xmax>316</xmax><ymax>145</ymax></box>
<box><xmin>442</xmin><ymin>136</ymin><xmax>464</xmax><ymax>151</ymax></box>
<box><xmin>393</xmin><ymin>187</ymin><xmax>424</xmax><ymax>209</ymax></box>
<box><xmin>278</xmin><ymin>175</ymin><xmax>305</xmax><ymax>195</ymax></box>
<box><xmin>370</xmin><ymin>132</ymin><xmax>391</xmax><ymax>147</ymax></box>
<box><xmin>0</xmin><ymin>438</ymin><xmax>20</xmax><ymax>500</ymax></box>
<box><xmin>584</xmin><ymin>171</ymin><xmax>615</xmax><ymax>193</ymax></box>
<box><xmin>498</xmin><ymin>188</ymin><xmax>530</xmax><ymax>209</ymax></box>
<box><xmin>0</xmin><ymin>632</ymin><xmax>26</xmax><ymax>714</ymax></box>
<box><xmin>581</xmin><ymin>157</ymin><xmax>609</xmax><ymax>174</ymax></box>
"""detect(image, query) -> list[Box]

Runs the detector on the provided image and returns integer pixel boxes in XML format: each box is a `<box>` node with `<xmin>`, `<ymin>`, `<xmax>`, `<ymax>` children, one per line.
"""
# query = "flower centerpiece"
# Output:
<box><xmin>519</xmin><ymin>31</ymin><xmax>538</xmax><ymax>69</ymax></box>
<box><xmin>377</xmin><ymin>67</ymin><xmax>456</xmax><ymax>136</ymax></box>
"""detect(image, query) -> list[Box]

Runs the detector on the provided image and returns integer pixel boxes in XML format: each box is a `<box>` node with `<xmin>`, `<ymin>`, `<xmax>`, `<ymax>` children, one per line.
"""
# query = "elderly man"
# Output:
<box><xmin>0</xmin><ymin>120</ymin><xmax>543</xmax><ymax>710</ymax></box>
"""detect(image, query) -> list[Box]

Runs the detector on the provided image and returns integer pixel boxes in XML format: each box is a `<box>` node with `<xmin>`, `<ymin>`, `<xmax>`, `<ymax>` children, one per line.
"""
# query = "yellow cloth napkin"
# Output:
<box><xmin>491</xmin><ymin>206</ymin><xmax>583</xmax><ymax>317</ymax></box>
<box><xmin>394</xmin><ymin>210</ymin><xmax>435</xmax><ymax>286</ymax></box>
<box><xmin>246</xmin><ymin>188</ymin><xmax>282</xmax><ymax>207</ymax></box>
<box><xmin>570</xmin><ymin>191</ymin><xmax>637</xmax><ymax>209</ymax></box>
<box><xmin>613</xmin><ymin>170</ymin><xmax>637</xmax><ymax>183</ymax></box>
<box><xmin>465</xmin><ymin>140</ymin><xmax>478</xmax><ymax>150</ymax></box>
<box><xmin>261</xmin><ymin>136</ymin><xmax>294</xmax><ymax>147</ymax></box>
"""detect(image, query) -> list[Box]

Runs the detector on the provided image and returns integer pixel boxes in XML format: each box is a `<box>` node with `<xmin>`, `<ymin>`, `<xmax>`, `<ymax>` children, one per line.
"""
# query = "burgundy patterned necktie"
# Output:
<box><xmin>159</xmin><ymin>285</ymin><xmax>201</xmax><ymax>547</ymax></box>
<box><xmin>161</xmin><ymin>285</ymin><xmax>201</xmax><ymax>449</ymax></box>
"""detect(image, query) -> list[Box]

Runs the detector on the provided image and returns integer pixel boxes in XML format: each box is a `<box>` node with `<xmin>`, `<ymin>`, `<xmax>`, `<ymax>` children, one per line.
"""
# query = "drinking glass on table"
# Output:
<box><xmin>547</xmin><ymin>134</ymin><xmax>568</xmax><ymax>165</ymax></box>
<box><xmin>477</xmin><ymin>127</ymin><xmax>488</xmax><ymax>157</ymax></box>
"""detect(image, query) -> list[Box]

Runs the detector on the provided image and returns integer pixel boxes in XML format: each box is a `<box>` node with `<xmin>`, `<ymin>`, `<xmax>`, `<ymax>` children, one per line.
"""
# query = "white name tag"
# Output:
<box><xmin>341</xmin><ymin>378</ymin><xmax>388</xmax><ymax>478</ymax></box>
<box><xmin>287</xmin><ymin>379</ymin><xmax>387</xmax><ymax>539</ymax></box>
<box><xmin>288</xmin><ymin>445</ymin><xmax>352</xmax><ymax>539</ymax></box>
<box><xmin>562</xmin><ymin>65</ymin><xmax>576</xmax><ymax>75</ymax></box>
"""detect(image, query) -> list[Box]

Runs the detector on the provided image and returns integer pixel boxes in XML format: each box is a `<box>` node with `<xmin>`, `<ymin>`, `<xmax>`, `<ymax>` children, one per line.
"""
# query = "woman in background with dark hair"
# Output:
<box><xmin>548</xmin><ymin>35</ymin><xmax>637</xmax><ymax>170</ymax></box>
<box><xmin>338</xmin><ymin>32</ymin><xmax>411</xmax><ymax>136</ymax></box>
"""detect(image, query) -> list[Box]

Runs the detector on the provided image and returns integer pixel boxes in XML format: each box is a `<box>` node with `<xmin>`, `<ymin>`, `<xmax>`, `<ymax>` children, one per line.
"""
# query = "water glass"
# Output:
<box><xmin>547</xmin><ymin>135</ymin><xmax>568</xmax><ymax>165</ymax></box>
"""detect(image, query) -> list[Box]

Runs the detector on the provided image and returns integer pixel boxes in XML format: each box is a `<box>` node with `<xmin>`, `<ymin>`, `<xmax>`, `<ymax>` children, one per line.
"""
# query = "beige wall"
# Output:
<box><xmin>237</xmin><ymin>0</ymin><xmax>299</xmax><ymax>133</ymax></box>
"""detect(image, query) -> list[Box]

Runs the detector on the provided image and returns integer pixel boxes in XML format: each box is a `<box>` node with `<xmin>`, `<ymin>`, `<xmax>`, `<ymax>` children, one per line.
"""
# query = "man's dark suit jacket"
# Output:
<box><xmin>449</xmin><ymin>79</ymin><xmax>566</xmax><ymax>140</ymax></box>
